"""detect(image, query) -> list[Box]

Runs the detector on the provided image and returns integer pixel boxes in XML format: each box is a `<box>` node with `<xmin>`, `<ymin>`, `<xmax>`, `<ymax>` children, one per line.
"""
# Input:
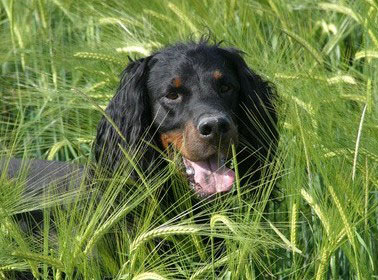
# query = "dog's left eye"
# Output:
<box><xmin>165</xmin><ymin>92</ymin><xmax>180</xmax><ymax>100</ymax></box>
<box><xmin>220</xmin><ymin>84</ymin><xmax>232</xmax><ymax>93</ymax></box>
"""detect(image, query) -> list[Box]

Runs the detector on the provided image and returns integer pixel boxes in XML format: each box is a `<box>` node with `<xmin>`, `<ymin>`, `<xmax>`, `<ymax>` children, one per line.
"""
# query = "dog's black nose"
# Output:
<box><xmin>198</xmin><ymin>116</ymin><xmax>231</xmax><ymax>139</ymax></box>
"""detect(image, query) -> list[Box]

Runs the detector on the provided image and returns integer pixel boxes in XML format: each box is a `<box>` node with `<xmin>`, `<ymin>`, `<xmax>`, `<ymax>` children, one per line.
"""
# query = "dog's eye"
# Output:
<box><xmin>165</xmin><ymin>92</ymin><xmax>180</xmax><ymax>100</ymax></box>
<box><xmin>220</xmin><ymin>84</ymin><xmax>232</xmax><ymax>93</ymax></box>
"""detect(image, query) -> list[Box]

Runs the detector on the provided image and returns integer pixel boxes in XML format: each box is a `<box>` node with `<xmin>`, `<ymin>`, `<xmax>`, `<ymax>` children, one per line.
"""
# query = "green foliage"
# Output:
<box><xmin>0</xmin><ymin>0</ymin><xmax>377</xmax><ymax>279</ymax></box>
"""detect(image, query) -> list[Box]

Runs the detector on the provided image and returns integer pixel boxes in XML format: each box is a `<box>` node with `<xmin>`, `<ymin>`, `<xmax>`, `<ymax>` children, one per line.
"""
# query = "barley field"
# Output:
<box><xmin>0</xmin><ymin>0</ymin><xmax>377</xmax><ymax>279</ymax></box>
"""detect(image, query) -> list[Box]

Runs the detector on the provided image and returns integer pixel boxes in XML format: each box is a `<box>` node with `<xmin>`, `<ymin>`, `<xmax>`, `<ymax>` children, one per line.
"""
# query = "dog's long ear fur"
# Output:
<box><xmin>221</xmin><ymin>48</ymin><xmax>278</xmax><ymax>182</ymax></box>
<box><xmin>94</xmin><ymin>56</ymin><xmax>157</xmax><ymax>173</ymax></box>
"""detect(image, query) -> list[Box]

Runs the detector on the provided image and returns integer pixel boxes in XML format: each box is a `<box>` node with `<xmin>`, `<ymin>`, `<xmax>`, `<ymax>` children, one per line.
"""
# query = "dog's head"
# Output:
<box><xmin>94</xmin><ymin>42</ymin><xmax>277</xmax><ymax>197</ymax></box>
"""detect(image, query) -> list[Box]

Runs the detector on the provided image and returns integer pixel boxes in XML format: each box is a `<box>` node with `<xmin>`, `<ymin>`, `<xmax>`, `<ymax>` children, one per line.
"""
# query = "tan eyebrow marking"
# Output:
<box><xmin>213</xmin><ymin>70</ymin><xmax>223</xmax><ymax>80</ymax></box>
<box><xmin>172</xmin><ymin>77</ymin><xmax>182</xmax><ymax>88</ymax></box>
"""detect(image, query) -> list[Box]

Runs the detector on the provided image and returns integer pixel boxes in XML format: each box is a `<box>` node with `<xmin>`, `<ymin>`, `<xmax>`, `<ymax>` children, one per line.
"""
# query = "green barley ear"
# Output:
<box><xmin>301</xmin><ymin>189</ymin><xmax>330</xmax><ymax>236</ymax></box>
<box><xmin>130</xmin><ymin>225</ymin><xmax>201</xmax><ymax>254</ymax></box>
<box><xmin>130</xmin><ymin>272</ymin><xmax>168</xmax><ymax>280</ymax></box>
<box><xmin>125</xmin><ymin>225</ymin><xmax>201</xmax><ymax>276</ymax></box>
<box><xmin>74</xmin><ymin>52</ymin><xmax>125</xmax><ymax>65</ymax></box>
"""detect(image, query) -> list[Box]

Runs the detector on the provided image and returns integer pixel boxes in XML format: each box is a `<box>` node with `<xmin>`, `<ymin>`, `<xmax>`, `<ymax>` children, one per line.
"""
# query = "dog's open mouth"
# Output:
<box><xmin>182</xmin><ymin>155</ymin><xmax>235</xmax><ymax>197</ymax></box>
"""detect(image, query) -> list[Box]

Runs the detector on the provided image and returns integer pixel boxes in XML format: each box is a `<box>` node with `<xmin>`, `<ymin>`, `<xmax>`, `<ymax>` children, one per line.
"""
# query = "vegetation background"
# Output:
<box><xmin>0</xmin><ymin>0</ymin><xmax>377</xmax><ymax>279</ymax></box>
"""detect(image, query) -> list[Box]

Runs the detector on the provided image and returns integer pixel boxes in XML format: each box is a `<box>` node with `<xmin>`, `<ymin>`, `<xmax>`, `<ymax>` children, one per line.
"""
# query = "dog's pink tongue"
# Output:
<box><xmin>183</xmin><ymin>157</ymin><xmax>235</xmax><ymax>195</ymax></box>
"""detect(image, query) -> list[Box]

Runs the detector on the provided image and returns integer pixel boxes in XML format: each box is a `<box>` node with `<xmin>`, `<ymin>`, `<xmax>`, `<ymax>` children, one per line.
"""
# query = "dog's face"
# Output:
<box><xmin>147</xmin><ymin>47</ymin><xmax>240</xmax><ymax>196</ymax></box>
<box><xmin>95</xmin><ymin>42</ymin><xmax>277</xmax><ymax>198</ymax></box>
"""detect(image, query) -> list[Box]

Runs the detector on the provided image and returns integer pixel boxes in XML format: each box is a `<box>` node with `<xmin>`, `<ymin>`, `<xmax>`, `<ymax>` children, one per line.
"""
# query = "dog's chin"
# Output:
<box><xmin>182</xmin><ymin>154</ymin><xmax>235</xmax><ymax>198</ymax></box>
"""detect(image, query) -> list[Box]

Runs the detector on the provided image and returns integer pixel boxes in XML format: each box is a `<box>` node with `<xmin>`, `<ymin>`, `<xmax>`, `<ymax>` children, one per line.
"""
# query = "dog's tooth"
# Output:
<box><xmin>186</xmin><ymin>167</ymin><xmax>194</xmax><ymax>176</ymax></box>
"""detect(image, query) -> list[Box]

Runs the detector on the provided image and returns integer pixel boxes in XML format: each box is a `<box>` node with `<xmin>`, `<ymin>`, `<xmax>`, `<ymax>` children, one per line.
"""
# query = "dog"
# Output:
<box><xmin>1</xmin><ymin>39</ymin><xmax>278</xmax><ymax>222</ymax></box>
<box><xmin>94</xmin><ymin>41</ymin><xmax>278</xmax><ymax>198</ymax></box>
<box><xmin>1</xmin><ymin>40</ymin><xmax>278</xmax><ymax>279</ymax></box>
<box><xmin>2</xmin><ymin>39</ymin><xmax>278</xmax><ymax>209</ymax></box>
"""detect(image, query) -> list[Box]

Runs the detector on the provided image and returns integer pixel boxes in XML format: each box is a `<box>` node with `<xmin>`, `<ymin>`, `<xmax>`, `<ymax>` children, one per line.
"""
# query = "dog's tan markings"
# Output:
<box><xmin>160</xmin><ymin>131</ymin><xmax>184</xmax><ymax>150</ymax></box>
<box><xmin>213</xmin><ymin>70</ymin><xmax>223</xmax><ymax>80</ymax></box>
<box><xmin>159</xmin><ymin>123</ymin><xmax>195</xmax><ymax>159</ymax></box>
<box><xmin>160</xmin><ymin>121</ymin><xmax>228</xmax><ymax>161</ymax></box>
<box><xmin>172</xmin><ymin>77</ymin><xmax>182</xmax><ymax>88</ymax></box>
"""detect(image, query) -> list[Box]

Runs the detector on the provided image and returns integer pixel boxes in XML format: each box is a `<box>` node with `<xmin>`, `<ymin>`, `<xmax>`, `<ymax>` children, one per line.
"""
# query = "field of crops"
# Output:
<box><xmin>0</xmin><ymin>1</ymin><xmax>377</xmax><ymax>279</ymax></box>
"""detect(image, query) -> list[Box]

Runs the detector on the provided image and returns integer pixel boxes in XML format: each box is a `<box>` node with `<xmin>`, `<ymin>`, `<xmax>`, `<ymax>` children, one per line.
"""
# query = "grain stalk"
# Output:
<box><xmin>352</xmin><ymin>105</ymin><xmax>367</xmax><ymax>181</ymax></box>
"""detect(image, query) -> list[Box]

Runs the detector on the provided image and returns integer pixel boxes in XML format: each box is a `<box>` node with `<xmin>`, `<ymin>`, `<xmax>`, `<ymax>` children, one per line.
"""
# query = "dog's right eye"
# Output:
<box><xmin>165</xmin><ymin>92</ymin><xmax>180</xmax><ymax>100</ymax></box>
<box><xmin>220</xmin><ymin>84</ymin><xmax>232</xmax><ymax>93</ymax></box>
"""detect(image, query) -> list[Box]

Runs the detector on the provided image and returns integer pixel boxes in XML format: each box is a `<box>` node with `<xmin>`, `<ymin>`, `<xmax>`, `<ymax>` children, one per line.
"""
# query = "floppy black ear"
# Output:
<box><xmin>94</xmin><ymin>56</ymin><xmax>157</xmax><ymax>173</ymax></box>
<box><xmin>222</xmin><ymin>48</ymin><xmax>278</xmax><ymax>182</ymax></box>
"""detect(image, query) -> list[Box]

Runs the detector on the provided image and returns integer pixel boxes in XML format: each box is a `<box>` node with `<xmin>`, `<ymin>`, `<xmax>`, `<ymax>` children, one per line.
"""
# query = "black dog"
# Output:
<box><xmin>2</xmin><ymin>40</ymin><xmax>277</xmax><ymax>226</ymax></box>
<box><xmin>94</xmin><ymin>41</ymin><xmax>278</xmax><ymax>198</ymax></box>
<box><xmin>1</xmin><ymin>40</ymin><xmax>278</xmax><ymax>279</ymax></box>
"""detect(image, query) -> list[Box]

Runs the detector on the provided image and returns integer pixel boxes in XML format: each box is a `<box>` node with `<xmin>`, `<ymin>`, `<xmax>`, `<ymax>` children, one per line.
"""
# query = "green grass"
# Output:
<box><xmin>0</xmin><ymin>0</ymin><xmax>377</xmax><ymax>279</ymax></box>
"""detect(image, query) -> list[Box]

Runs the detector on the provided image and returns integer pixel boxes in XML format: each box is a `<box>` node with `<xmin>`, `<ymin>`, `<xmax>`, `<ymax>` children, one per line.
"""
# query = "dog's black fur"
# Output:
<box><xmin>2</xmin><ymin>39</ymin><xmax>278</xmax><ymax>226</ymax></box>
<box><xmin>94</xmin><ymin>41</ymin><xmax>277</xmax><ymax>193</ymax></box>
<box><xmin>1</xmin><ymin>41</ymin><xmax>278</xmax><ymax>278</ymax></box>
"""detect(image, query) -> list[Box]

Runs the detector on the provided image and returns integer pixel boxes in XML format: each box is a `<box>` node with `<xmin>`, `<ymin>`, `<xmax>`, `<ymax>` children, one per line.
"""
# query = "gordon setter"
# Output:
<box><xmin>1</xmin><ymin>40</ymin><xmax>277</xmax><ymax>219</ymax></box>
<box><xmin>94</xmin><ymin>41</ymin><xmax>278</xmax><ymax>198</ymax></box>
<box><xmin>1</xmin><ymin>41</ymin><xmax>278</xmax><ymax>279</ymax></box>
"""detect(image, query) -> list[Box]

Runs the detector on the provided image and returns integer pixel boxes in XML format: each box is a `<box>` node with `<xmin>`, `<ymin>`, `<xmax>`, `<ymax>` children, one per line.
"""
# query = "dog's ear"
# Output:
<box><xmin>221</xmin><ymin>48</ymin><xmax>278</xmax><ymax>181</ymax></box>
<box><xmin>94</xmin><ymin>56</ymin><xmax>158</xmax><ymax>173</ymax></box>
